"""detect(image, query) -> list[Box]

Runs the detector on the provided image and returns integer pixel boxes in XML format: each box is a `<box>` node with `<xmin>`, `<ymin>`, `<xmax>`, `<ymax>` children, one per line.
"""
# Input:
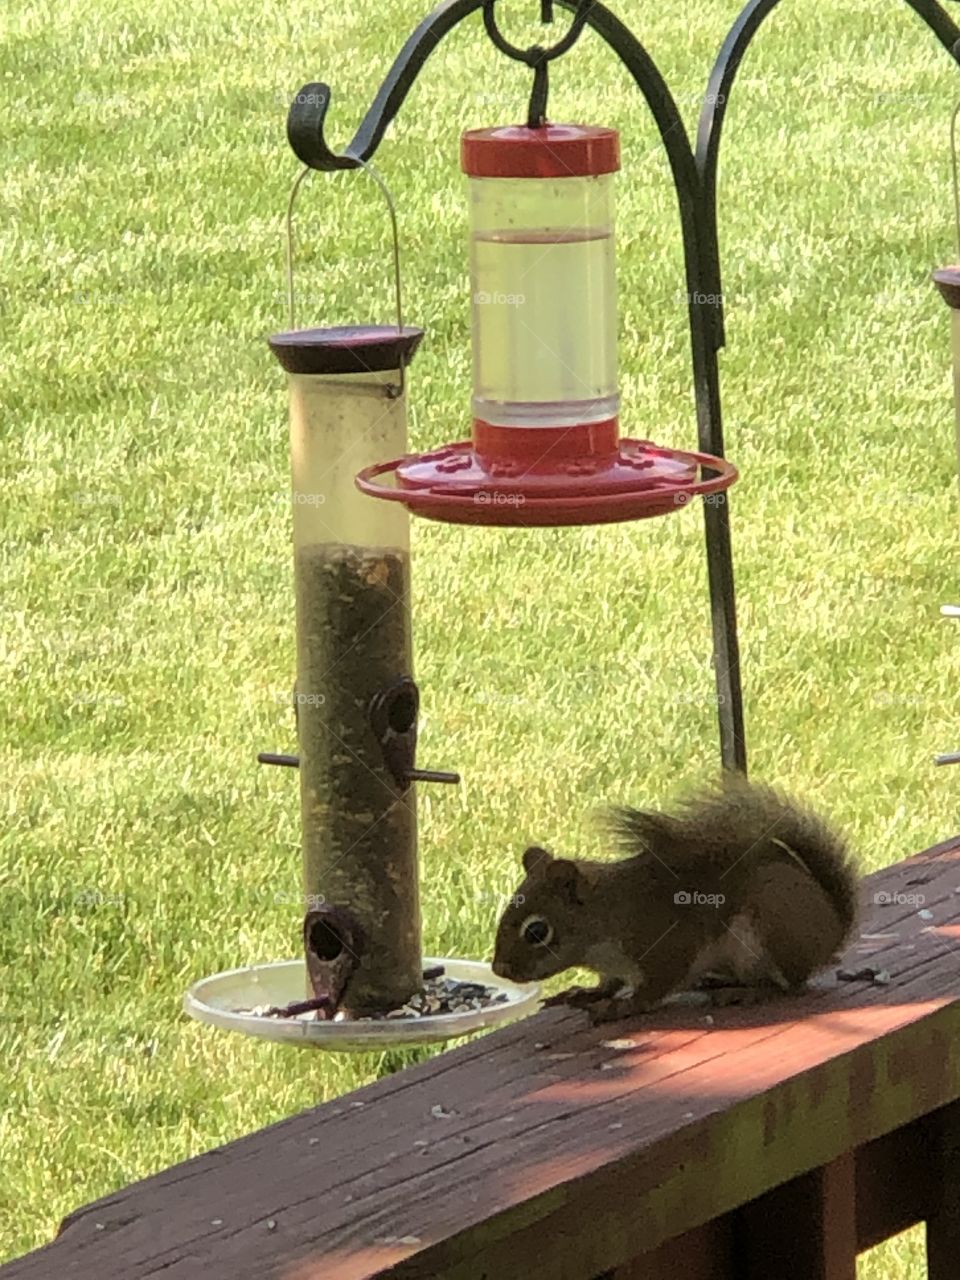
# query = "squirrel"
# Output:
<box><xmin>491</xmin><ymin>776</ymin><xmax>859</xmax><ymax>1025</ymax></box>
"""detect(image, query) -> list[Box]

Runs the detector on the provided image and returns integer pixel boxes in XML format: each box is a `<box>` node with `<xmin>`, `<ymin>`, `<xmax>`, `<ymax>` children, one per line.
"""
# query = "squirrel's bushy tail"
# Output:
<box><xmin>604</xmin><ymin>776</ymin><xmax>859</xmax><ymax>932</ymax></box>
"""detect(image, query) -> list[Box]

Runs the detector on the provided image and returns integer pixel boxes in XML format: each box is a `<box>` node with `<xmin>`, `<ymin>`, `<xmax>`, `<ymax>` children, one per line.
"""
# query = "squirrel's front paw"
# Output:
<box><xmin>589</xmin><ymin>992</ymin><xmax>656</xmax><ymax>1025</ymax></box>
<box><xmin>589</xmin><ymin>998</ymin><xmax>643</xmax><ymax>1024</ymax></box>
<box><xmin>588</xmin><ymin>998</ymin><xmax>624</xmax><ymax>1024</ymax></box>
<box><xmin>543</xmin><ymin>985</ymin><xmax>603</xmax><ymax>1009</ymax></box>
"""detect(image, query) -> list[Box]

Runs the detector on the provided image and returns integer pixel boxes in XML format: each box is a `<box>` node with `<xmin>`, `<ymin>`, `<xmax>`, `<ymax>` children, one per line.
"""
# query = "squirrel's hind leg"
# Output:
<box><xmin>686</xmin><ymin>908</ymin><xmax>794</xmax><ymax>1008</ymax></box>
<box><xmin>688</xmin><ymin>917</ymin><xmax>784</xmax><ymax>990</ymax></box>
<box><xmin>750</xmin><ymin>860</ymin><xmax>850</xmax><ymax>988</ymax></box>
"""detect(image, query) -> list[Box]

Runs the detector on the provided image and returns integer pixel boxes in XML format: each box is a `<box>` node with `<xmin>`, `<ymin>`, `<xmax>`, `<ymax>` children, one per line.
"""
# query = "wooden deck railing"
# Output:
<box><xmin>5</xmin><ymin>837</ymin><xmax>960</xmax><ymax>1279</ymax></box>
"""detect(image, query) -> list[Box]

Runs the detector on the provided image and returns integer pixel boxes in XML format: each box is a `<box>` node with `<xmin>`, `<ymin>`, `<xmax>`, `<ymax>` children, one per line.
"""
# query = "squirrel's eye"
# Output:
<box><xmin>520</xmin><ymin>915</ymin><xmax>554</xmax><ymax>947</ymax></box>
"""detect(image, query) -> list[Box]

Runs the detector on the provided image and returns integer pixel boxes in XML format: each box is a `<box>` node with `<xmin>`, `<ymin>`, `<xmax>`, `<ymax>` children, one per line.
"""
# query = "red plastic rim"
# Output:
<box><xmin>461</xmin><ymin>125</ymin><xmax>620</xmax><ymax>179</ymax></box>
<box><xmin>355</xmin><ymin>440</ymin><xmax>738</xmax><ymax>528</ymax></box>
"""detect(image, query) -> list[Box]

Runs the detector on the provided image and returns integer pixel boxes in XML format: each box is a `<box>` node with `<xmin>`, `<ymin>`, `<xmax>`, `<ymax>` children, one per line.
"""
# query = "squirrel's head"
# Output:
<box><xmin>491</xmin><ymin>845</ymin><xmax>590</xmax><ymax>984</ymax></box>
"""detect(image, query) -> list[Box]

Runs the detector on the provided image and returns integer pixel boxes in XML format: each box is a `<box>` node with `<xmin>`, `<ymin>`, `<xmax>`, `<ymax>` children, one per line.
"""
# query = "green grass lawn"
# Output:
<box><xmin>3</xmin><ymin>0</ymin><xmax>960</xmax><ymax>1271</ymax></box>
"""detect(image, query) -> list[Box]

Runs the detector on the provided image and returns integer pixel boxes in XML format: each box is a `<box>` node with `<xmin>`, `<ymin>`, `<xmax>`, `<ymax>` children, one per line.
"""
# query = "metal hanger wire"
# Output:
<box><xmin>284</xmin><ymin>158</ymin><xmax>407</xmax><ymax>394</ymax></box>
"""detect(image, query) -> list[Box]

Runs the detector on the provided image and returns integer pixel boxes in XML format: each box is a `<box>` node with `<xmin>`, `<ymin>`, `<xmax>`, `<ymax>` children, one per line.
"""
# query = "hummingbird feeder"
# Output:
<box><xmin>356</xmin><ymin>121</ymin><xmax>737</xmax><ymax>525</ymax></box>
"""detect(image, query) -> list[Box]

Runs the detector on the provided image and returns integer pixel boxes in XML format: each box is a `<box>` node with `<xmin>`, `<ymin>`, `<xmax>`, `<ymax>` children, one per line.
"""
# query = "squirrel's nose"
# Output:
<box><xmin>491</xmin><ymin>958</ymin><xmax>511</xmax><ymax>981</ymax></box>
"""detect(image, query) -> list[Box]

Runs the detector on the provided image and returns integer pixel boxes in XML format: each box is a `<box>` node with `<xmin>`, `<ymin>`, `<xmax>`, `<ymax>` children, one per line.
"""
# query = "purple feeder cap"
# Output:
<box><xmin>268</xmin><ymin>325</ymin><xmax>424</xmax><ymax>376</ymax></box>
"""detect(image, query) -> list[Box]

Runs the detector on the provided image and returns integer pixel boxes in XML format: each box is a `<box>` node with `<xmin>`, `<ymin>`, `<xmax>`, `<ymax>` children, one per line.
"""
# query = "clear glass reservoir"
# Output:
<box><xmin>462</xmin><ymin>125</ymin><xmax>620</xmax><ymax>430</ymax></box>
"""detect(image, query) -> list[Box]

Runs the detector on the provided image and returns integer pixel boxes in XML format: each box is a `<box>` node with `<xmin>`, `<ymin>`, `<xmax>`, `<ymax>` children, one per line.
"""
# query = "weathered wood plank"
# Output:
<box><xmin>611</xmin><ymin>1218</ymin><xmax>735</xmax><ymax>1279</ymax></box>
<box><xmin>3</xmin><ymin>838</ymin><xmax>960</xmax><ymax>1280</ymax></box>
<box><xmin>734</xmin><ymin>1153</ymin><xmax>857</xmax><ymax>1280</ymax></box>
<box><xmin>854</xmin><ymin>1118</ymin><xmax>934</xmax><ymax>1250</ymax></box>
<box><xmin>613</xmin><ymin>1121</ymin><xmax>936</xmax><ymax>1279</ymax></box>
<box><xmin>925</xmin><ymin>1099</ymin><xmax>960</xmax><ymax>1278</ymax></box>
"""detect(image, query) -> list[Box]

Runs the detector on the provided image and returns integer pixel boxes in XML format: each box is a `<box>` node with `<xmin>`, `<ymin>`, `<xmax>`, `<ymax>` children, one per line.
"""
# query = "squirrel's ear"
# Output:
<box><xmin>544</xmin><ymin>858</ymin><xmax>585</xmax><ymax>905</ymax></box>
<box><xmin>522</xmin><ymin>845</ymin><xmax>552</xmax><ymax>875</ymax></box>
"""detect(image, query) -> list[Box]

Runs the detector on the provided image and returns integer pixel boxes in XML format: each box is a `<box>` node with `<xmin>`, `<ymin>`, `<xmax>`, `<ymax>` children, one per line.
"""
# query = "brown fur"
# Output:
<box><xmin>491</xmin><ymin>777</ymin><xmax>859</xmax><ymax>1022</ymax></box>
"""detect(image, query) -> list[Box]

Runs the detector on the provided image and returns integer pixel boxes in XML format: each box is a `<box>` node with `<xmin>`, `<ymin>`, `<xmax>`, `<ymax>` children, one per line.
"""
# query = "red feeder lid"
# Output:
<box><xmin>461</xmin><ymin>124</ymin><xmax>620</xmax><ymax>179</ymax></box>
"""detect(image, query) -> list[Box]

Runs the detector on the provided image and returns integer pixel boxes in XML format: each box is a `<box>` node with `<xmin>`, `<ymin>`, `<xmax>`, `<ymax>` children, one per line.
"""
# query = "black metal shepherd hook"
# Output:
<box><xmin>480</xmin><ymin>0</ymin><xmax>590</xmax><ymax>126</ymax></box>
<box><xmin>285</xmin><ymin>0</ymin><xmax>960</xmax><ymax>774</ymax></box>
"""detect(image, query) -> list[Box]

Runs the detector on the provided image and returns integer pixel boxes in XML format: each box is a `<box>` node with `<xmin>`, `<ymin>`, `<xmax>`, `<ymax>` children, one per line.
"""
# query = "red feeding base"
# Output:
<box><xmin>356</xmin><ymin>419</ymin><xmax>738</xmax><ymax>527</ymax></box>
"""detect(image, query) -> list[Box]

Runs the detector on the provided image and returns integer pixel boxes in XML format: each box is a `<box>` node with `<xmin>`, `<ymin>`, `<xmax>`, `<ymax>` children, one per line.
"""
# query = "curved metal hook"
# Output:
<box><xmin>699</xmin><ymin>0</ymin><xmax>960</xmax><ymax>200</ymax></box>
<box><xmin>288</xmin><ymin>0</ymin><xmax>486</xmax><ymax>171</ymax></box>
<box><xmin>482</xmin><ymin>0</ymin><xmax>588</xmax><ymax>65</ymax></box>
<box><xmin>695</xmin><ymin>0</ymin><xmax>960</xmax><ymax>348</ymax></box>
<box><xmin>482</xmin><ymin>0</ymin><xmax>589</xmax><ymax>124</ymax></box>
<box><xmin>286</xmin><ymin>0</ymin><xmax>687</xmax><ymax>174</ymax></box>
